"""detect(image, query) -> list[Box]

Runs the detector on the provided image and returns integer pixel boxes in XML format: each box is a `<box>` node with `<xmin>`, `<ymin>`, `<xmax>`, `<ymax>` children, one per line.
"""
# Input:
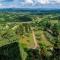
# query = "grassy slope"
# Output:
<box><xmin>20</xmin><ymin>33</ymin><xmax>35</xmax><ymax>48</ymax></box>
<box><xmin>0</xmin><ymin>13</ymin><xmax>59</xmax><ymax>60</ymax></box>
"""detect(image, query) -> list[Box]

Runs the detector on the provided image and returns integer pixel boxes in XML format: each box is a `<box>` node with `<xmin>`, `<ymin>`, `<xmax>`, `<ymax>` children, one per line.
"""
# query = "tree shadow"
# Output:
<box><xmin>0</xmin><ymin>42</ymin><xmax>22</xmax><ymax>60</ymax></box>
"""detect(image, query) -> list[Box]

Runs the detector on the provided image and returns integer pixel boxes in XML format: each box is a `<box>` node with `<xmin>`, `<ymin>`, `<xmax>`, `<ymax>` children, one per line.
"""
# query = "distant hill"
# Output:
<box><xmin>0</xmin><ymin>8</ymin><xmax>60</xmax><ymax>14</ymax></box>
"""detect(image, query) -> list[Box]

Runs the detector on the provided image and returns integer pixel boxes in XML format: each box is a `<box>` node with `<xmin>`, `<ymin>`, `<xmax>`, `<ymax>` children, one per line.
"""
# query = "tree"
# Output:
<box><xmin>15</xmin><ymin>24</ymin><xmax>24</xmax><ymax>35</ymax></box>
<box><xmin>52</xmin><ymin>24</ymin><xmax>59</xmax><ymax>60</ymax></box>
<box><xmin>52</xmin><ymin>24</ymin><xmax>59</xmax><ymax>37</ymax></box>
<box><xmin>26</xmin><ymin>48</ymin><xmax>41</xmax><ymax>60</ymax></box>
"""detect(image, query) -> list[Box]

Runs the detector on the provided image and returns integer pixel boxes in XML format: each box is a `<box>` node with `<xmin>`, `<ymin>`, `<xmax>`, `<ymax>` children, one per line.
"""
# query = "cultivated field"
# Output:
<box><xmin>0</xmin><ymin>13</ymin><xmax>59</xmax><ymax>60</ymax></box>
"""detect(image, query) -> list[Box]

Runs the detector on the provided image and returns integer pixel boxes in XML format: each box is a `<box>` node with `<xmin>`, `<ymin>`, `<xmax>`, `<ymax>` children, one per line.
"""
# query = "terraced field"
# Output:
<box><xmin>0</xmin><ymin>13</ymin><xmax>59</xmax><ymax>60</ymax></box>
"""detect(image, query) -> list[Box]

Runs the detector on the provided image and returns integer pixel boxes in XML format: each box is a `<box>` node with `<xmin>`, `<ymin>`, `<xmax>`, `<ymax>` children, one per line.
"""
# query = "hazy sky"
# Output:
<box><xmin>0</xmin><ymin>0</ymin><xmax>60</xmax><ymax>8</ymax></box>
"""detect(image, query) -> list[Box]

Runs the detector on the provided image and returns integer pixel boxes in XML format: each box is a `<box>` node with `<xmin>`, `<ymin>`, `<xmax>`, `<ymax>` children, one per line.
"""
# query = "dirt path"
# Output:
<box><xmin>31</xmin><ymin>28</ymin><xmax>39</xmax><ymax>48</ymax></box>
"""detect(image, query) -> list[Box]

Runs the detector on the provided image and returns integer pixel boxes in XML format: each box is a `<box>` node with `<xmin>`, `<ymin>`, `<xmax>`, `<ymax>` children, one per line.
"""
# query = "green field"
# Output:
<box><xmin>0</xmin><ymin>13</ymin><xmax>59</xmax><ymax>60</ymax></box>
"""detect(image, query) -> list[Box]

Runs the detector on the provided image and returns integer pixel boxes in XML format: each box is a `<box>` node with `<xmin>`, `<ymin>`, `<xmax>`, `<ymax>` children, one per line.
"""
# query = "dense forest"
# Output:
<box><xmin>0</xmin><ymin>12</ymin><xmax>59</xmax><ymax>60</ymax></box>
